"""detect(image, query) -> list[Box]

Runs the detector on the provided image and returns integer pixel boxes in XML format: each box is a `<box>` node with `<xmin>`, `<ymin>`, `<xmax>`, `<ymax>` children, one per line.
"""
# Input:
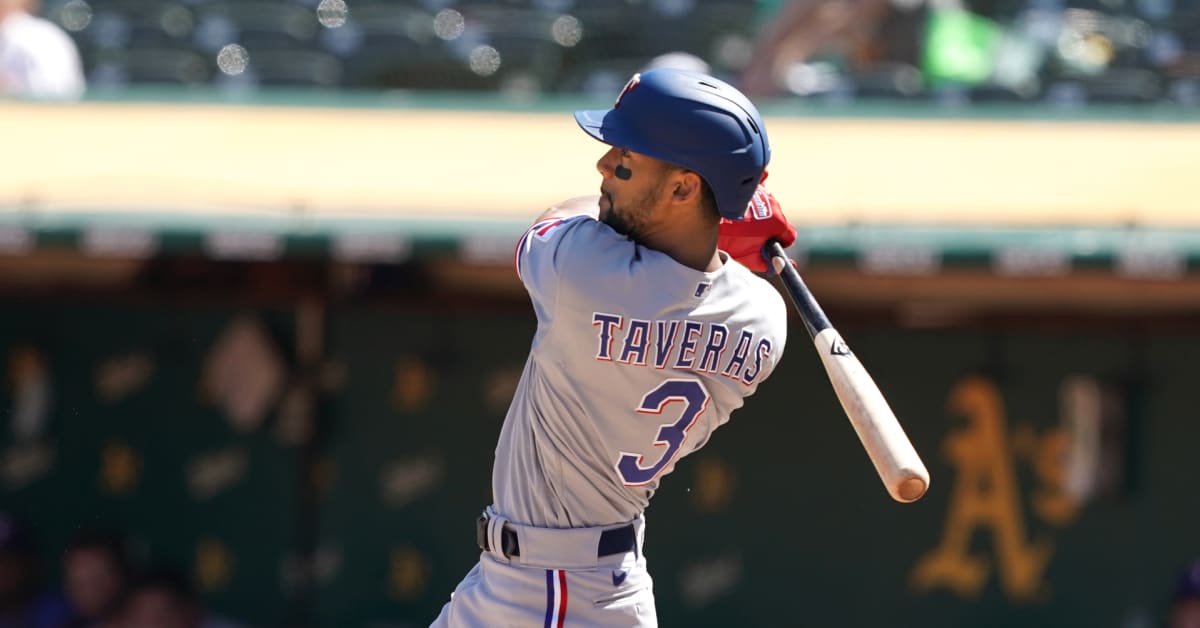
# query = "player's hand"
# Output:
<box><xmin>717</xmin><ymin>183</ymin><xmax>797</xmax><ymax>274</ymax></box>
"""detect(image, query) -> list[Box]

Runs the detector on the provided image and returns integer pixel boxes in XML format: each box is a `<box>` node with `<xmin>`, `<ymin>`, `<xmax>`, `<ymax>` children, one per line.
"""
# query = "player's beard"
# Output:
<box><xmin>601</xmin><ymin>192</ymin><xmax>634</xmax><ymax>236</ymax></box>
<box><xmin>602</xmin><ymin>184</ymin><xmax>662</xmax><ymax>241</ymax></box>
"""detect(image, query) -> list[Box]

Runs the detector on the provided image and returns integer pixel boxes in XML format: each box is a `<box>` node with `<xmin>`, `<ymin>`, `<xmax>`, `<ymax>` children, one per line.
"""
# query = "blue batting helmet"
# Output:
<box><xmin>574</xmin><ymin>68</ymin><xmax>771</xmax><ymax>220</ymax></box>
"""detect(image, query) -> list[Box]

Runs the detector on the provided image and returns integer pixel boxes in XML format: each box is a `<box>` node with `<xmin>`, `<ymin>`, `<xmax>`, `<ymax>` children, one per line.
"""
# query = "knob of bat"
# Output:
<box><xmin>897</xmin><ymin>477</ymin><xmax>928</xmax><ymax>503</ymax></box>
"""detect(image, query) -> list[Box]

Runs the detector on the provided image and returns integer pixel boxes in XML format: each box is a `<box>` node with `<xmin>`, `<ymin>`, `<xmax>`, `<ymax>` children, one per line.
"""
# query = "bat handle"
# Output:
<box><xmin>763</xmin><ymin>241</ymin><xmax>829</xmax><ymax>340</ymax></box>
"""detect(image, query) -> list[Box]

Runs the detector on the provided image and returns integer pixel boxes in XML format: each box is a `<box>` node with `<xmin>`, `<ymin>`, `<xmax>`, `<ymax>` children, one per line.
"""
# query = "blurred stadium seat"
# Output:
<box><xmin>851</xmin><ymin>62</ymin><xmax>926</xmax><ymax>99</ymax></box>
<box><xmin>89</xmin><ymin>48</ymin><xmax>211</xmax><ymax>87</ymax></box>
<box><xmin>459</xmin><ymin>6</ymin><xmax>565</xmax><ymax>80</ymax></box>
<box><xmin>83</xmin><ymin>1</ymin><xmax>197</xmax><ymax>49</ymax></box>
<box><xmin>40</xmin><ymin>0</ymin><xmax>1200</xmax><ymax>102</ymax></box>
<box><xmin>314</xmin><ymin>3</ymin><xmax>488</xmax><ymax>89</ymax></box>
<box><xmin>240</xmin><ymin>49</ymin><xmax>342</xmax><ymax>87</ymax></box>
<box><xmin>195</xmin><ymin>2</ymin><xmax>318</xmax><ymax>51</ymax></box>
<box><xmin>1080</xmin><ymin>68</ymin><xmax>1165</xmax><ymax>102</ymax></box>
<box><xmin>556</xmin><ymin>57</ymin><xmax>647</xmax><ymax>96</ymax></box>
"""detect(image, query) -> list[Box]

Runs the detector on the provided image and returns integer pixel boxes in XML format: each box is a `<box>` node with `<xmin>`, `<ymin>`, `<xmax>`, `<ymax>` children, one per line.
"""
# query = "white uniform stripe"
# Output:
<box><xmin>551</xmin><ymin>569</ymin><xmax>562</xmax><ymax>627</ymax></box>
<box><xmin>515</xmin><ymin>229</ymin><xmax>534</xmax><ymax>281</ymax></box>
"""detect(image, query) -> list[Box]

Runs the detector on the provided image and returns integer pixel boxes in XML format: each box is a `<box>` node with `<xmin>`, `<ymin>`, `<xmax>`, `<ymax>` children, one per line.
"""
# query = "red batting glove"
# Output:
<box><xmin>717</xmin><ymin>184</ymin><xmax>797</xmax><ymax>274</ymax></box>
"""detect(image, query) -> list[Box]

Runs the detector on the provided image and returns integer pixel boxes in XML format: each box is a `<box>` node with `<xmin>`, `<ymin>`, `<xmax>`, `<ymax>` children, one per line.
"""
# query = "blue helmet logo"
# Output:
<box><xmin>614</xmin><ymin>74</ymin><xmax>641</xmax><ymax>108</ymax></box>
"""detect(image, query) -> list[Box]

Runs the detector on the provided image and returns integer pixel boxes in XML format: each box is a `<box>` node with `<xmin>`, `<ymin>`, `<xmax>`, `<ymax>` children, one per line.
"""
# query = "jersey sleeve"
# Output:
<box><xmin>514</xmin><ymin>215</ymin><xmax>603</xmax><ymax>320</ymax></box>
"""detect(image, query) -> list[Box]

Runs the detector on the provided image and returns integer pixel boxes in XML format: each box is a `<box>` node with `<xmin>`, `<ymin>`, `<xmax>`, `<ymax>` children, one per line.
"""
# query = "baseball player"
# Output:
<box><xmin>431</xmin><ymin>68</ymin><xmax>797</xmax><ymax>628</ymax></box>
<box><xmin>0</xmin><ymin>0</ymin><xmax>85</xmax><ymax>100</ymax></box>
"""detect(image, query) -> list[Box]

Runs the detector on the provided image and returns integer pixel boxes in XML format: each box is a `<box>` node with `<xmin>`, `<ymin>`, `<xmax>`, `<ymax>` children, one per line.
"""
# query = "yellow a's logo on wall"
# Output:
<box><xmin>911</xmin><ymin>376</ymin><xmax>1080</xmax><ymax>602</ymax></box>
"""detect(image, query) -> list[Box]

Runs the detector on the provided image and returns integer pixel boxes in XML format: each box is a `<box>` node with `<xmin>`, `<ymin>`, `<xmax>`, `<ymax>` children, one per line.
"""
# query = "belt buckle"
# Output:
<box><xmin>475</xmin><ymin>514</ymin><xmax>490</xmax><ymax>552</ymax></box>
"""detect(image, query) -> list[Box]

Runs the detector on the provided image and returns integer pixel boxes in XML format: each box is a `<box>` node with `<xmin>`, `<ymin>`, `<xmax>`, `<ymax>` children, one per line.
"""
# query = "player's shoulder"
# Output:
<box><xmin>516</xmin><ymin>202</ymin><xmax>630</xmax><ymax>288</ymax></box>
<box><xmin>523</xmin><ymin>197</ymin><xmax>610</xmax><ymax>242</ymax></box>
<box><xmin>724</xmin><ymin>258</ymin><xmax>780</xmax><ymax>294</ymax></box>
<box><xmin>725</xmin><ymin>260</ymin><xmax>788</xmax><ymax>326</ymax></box>
<box><xmin>9</xmin><ymin>13</ymin><xmax>53</xmax><ymax>34</ymax></box>
<box><xmin>543</xmin><ymin>195</ymin><xmax>600</xmax><ymax>217</ymax></box>
<box><xmin>5</xmin><ymin>13</ymin><xmax>73</xmax><ymax>47</ymax></box>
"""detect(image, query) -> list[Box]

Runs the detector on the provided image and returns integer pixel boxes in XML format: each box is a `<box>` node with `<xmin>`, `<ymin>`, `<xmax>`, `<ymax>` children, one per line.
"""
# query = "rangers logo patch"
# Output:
<box><xmin>615</xmin><ymin>74</ymin><xmax>641</xmax><ymax>108</ymax></box>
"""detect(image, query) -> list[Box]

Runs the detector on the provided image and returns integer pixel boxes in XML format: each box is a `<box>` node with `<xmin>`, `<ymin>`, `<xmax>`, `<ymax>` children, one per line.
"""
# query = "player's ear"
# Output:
<box><xmin>670</xmin><ymin>170</ymin><xmax>701</xmax><ymax>205</ymax></box>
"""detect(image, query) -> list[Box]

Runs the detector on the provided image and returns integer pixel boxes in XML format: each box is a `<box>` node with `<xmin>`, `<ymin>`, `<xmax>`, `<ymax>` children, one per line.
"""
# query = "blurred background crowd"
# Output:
<box><xmin>0</xmin><ymin>514</ymin><xmax>242</xmax><ymax>628</ymax></box>
<box><xmin>1</xmin><ymin>0</ymin><xmax>1198</xmax><ymax>103</ymax></box>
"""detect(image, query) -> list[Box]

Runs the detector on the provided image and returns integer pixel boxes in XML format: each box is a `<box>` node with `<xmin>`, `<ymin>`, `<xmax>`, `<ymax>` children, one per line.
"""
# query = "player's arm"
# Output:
<box><xmin>534</xmin><ymin>195</ymin><xmax>603</xmax><ymax>223</ymax></box>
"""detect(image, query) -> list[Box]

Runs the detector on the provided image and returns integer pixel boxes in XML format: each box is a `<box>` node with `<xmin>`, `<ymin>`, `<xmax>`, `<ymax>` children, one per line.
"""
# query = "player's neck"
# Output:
<box><xmin>641</xmin><ymin>222</ymin><xmax>721</xmax><ymax>272</ymax></box>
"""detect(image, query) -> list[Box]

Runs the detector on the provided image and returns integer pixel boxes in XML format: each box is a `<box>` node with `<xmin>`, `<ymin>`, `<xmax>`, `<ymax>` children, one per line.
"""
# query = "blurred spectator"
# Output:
<box><xmin>1171</xmin><ymin>560</ymin><xmax>1200</xmax><ymax>628</ymax></box>
<box><xmin>63</xmin><ymin>531</ymin><xmax>130</xmax><ymax>628</ymax></box>
<box><xmin>740</xmin><ymin>0</ymin><xmax>898</xmax><ymax>96</ymax></box>
<box><xmin>121</xmin><ymin>567</ymin><xmax>241</xmax><ymax>628</ymax></box>
<box><xmin>0</xmin><ymin>0</ymin><xmax>84</xmax><ymax>99</ymax></box>
<box><xmin>644</xmin><ymin>52</ymin><xmax>712</xmax><ymax>75</ymax></box>
<box><xmin>0</xmin><ymin>513</ymin><xmax>71</xmax><ymax>628</ymax></box>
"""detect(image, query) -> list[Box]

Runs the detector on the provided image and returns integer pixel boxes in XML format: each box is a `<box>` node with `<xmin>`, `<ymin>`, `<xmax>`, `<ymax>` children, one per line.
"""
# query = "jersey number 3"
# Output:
<box><xmin>616</xmin><ymin>379</ymin><xmax>711</xmax><ymax>486</ymax></box>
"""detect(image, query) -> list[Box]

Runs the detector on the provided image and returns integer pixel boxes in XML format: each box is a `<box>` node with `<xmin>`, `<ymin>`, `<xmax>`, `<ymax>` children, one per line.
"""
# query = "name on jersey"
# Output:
<box><xmin>591</xmin><ymin>312</ymin><xmax>772</xmax><ymax>386</ymax></box>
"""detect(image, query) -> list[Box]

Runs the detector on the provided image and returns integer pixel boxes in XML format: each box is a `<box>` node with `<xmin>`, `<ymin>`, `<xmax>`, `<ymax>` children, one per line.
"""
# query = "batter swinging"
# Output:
<box><xmin>432</xmin><ymin>68</ymin><xmax>797</xmax><ymax>628</ymax></box>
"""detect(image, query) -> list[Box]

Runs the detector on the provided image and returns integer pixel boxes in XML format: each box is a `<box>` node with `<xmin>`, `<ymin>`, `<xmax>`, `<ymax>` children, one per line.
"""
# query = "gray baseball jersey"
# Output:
<box><xmin>495</xmin><ymin>212</ymin><xmax>787</xmax><ymax>528</ymax></box>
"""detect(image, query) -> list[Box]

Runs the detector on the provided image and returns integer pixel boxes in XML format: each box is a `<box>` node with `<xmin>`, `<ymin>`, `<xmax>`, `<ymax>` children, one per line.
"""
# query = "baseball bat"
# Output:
<box><xmin>765</xmin><ymin>241</ymin><xmax>929</xmax><ymax>503</ymax></box>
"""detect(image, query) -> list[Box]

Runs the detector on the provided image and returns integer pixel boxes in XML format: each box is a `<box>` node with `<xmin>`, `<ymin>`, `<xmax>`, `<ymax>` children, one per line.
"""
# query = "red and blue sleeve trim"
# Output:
<box><xmin>514</xmin><ymin>218</ymin><xmax>567</xmax><ymax>281</ymax></box>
